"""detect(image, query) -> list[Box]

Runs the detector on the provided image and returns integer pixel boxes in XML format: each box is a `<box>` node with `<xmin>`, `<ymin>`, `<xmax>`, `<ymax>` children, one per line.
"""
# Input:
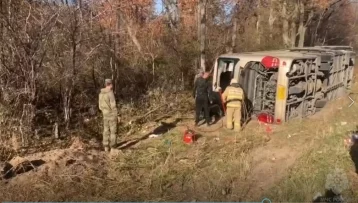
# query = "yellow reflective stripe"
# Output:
<box><xmin>229</xmin><ymin>90</ymin><xmax>242</xmax><ymax>94</ymax></box>
<box><xmin>277</xmin><ymin>85</ymin><xmax>286</xmax><ymax>100</ymax></box>
<box><xmin>227</xmin><ymin>95</ymin><xmax>242</xmax><ymax>99</ymax></box>
<box><xmin>227</xmin><ymin>103</ymin><xmax>241</xmax><ymax>108</ymax></box>
<box><xmin>228</xmin><ymin>92</ymin><xmax>242</xmax><ymax>99</ymax></box>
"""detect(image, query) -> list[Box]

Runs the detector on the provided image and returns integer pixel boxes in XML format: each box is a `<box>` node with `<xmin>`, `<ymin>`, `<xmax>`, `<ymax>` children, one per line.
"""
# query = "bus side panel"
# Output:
<box><xmin>238</xmin><ymin>63</ymin><xmax>258</xmax><ymax>123</ymax></box>
<box><xmin>274</xmin><ymin>61</ymin><xmax>290</xmax><ymax>123</ymax></box>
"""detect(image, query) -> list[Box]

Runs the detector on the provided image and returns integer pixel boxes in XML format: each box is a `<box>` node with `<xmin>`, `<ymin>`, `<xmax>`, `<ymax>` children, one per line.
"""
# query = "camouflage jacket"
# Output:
<box><xmin>99</xmin><ymin>88</ymin><xmax>118</xmax><ymax>118</ymax></box>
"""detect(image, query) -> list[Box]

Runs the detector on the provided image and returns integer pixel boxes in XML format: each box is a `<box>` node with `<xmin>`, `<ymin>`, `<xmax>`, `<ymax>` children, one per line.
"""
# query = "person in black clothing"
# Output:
<box><xmin>193</xmin><ymin>71</ymin><xmax>212</xmax><ymax>127</ymax></box>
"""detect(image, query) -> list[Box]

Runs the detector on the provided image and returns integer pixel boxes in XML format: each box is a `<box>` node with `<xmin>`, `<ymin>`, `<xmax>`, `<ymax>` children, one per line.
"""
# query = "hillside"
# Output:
<box><xmin>1</xmin><ymin>65</ymin><xmax>358</xmax><ymax>202</ymax></box>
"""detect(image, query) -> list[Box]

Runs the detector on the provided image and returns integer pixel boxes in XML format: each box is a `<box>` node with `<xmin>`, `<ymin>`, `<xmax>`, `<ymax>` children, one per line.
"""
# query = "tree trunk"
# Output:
<box><xmin>164</xmin><ymin>0</ymin><xmax>179</xmax><ymax>51</ymax></box>
<box><xmin>196</xmin><ymin>1</ymin><xmax>200</xmax><ymax>71</ymax></box>
<box><xmin>64</xmin><ymin>43</ymin><xmax>76</xmax><ymax>129</ymax></box>
<box><xmin>256</xmin><ymin>0</ymin><xmax>261</xmax><ymax>45</ymax></box>
<box><xmin>298</xmin><ymin>26</ymin><xmax>306</xmax><ymax>47</ymax></box>
<box><xmin>298</xmin><ymin>0</ymin><xmax>305</xmax><ymax>47</ymax></box>
<box><xmin>230</xmin><ymin>17</ymin><xmax>237</xmax><ymax>53</ymax></box>
<box><xmin>269</xmin><ymin>0</ymin><xmax>276</xmax><ymax>39</ymax></box>
<box><xmin>63</xmin><ymin>86</ymin><xmax>72</xmax><ymax>129</ymax></box>
<box><xmin>197</xmin><ymin>2</ymin><xmax>200</xmax><ymax>40</ymax></box>
<box><xmin>290</xmin><ymin>21</ymin><xmax>297</xmax><ymax>47</ymax></box>
<box><xmin>118</xmin><ymin>11</ymin><xmax>143</xmax><ymax>57</ymax></box>
<box><xmin>164</xmin><ymin>0</ymin><xmax>179</xmax><ymax>31</ymax></box>
<box><xmin>20</xmin><ymin>104</ymin><xmax>35</xmax><ymax>146</ymax></box>
<box><xmin>113</xmin><ymin>9</ymin><xmax>121</xmax><ymax>95</ymax></box>
<box><xmin>64</xmin><ymin>8</ymin><xmax>81</xmax><ymax>129</ymax></box>
<box><xmin>282</xmin><ymin>0</ymin><xmax>290</xmax><ymax>47</ymax></box>
<box><xmin>77</xmin><ymin>0</ymin><xmax>82</xmax><ymax>9</ymax></box>
<box><xmin>311</xmin><ymin>13</ymin><xmax>323</xmax><ymax>46</ymax></box>
<box><xmin>199</xmin><ymin>0</ymin><xmax>207</xmax><ymax>71</ymax></box>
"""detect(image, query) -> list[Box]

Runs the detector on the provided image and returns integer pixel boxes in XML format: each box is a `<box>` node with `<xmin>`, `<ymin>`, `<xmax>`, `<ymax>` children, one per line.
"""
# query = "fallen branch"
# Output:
<box><xmin>126</xmin><ymin>104</ymin><xmax>168</xmax><ymax>126</ymax></box>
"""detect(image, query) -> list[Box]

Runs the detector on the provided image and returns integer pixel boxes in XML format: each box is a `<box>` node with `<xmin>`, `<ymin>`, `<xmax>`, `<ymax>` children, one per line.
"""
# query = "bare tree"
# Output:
<box><xmin>290</xmin><ymin>1</ymin><xmax>299</xmax><ymax>47</ymax></box>
<box><xmin>282</xmin><ymin>0</ymin><xmax>290</xmax><ymax>47</ymax></box>
<box><xmin>0</xmin><ymin>0</ymin><xmax>59</xmax><ymax>145</ymax></box>
<box><xmin>256</xmin><ymin>0</ymin><xmax>261</xmax><ymax>45</ymax></box>
<box><xmin>163</xmin><ymin>0</ymin><xmax>179</xmax><ymax>31</ymax></box>
<box><xmin>310</xmin><ymin>0</ymin><xmax>345</xmax><ymax>45</ymax></box>
<box><xmin>199</xmin><ymin>0</ymin><xmax>207</xmax><ymax>71</ymax></box>
<box><xmin>268</xmin><ymin>0</ymin><xmax>277</xmax><ymax>39</ymax></box>
<box><xmin>297</xmin><ymin>0</ymin><xmax>313</xmax><ymax>47</ymax></box>
<box><xmin>230</xmin><ymin>2</ymin><xmax>239</xmax><ymax>53</ymax></box>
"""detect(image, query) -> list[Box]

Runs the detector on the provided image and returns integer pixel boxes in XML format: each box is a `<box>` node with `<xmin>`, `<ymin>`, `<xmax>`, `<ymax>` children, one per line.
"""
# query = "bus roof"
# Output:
<box><xmin>219</xmin><ymin>50</ymin><xmax>317</xmax><ymax>61</ymax></box>
<box><xmin>314</xmin><ymin>46</ymin><xmax>354</xmax><ymax>51</ymax></box>
<box><xmin>218</xmin><ymin>46</ymin><xmax>354</xmax><ymax>61</ymax></box>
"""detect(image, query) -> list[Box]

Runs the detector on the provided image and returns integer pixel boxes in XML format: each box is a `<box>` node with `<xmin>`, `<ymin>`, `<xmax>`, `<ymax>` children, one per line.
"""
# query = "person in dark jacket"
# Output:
<box><xmin>193</xmin><ymin>71</ymin><xmax>212</xmax><ymax>126</ymax></box>
<box><xmin>194</xmin><ymin>69</ymin><xmax>204</xmax><ymax>85</ymax></box>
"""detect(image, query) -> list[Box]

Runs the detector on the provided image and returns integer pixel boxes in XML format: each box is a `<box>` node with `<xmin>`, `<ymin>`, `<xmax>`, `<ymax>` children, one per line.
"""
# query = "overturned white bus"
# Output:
<box><xmin>210</xmin><ymin>46</ymin><xmax>355</xmax><ymax>124</ymax></box>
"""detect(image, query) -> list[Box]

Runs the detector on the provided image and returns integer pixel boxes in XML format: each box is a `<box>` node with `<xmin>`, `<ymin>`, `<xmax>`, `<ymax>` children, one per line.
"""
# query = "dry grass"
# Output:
<box><xmin>0</xmin><ymin>121</ymin><xmax>268</xmax><ymax>201</ymax></box>
<box><xmin>105</xmin><ymin>127</ymin><xmax>268</xmax><ymax>201</ymax></box>
<box><xmin>263</xmin><ymin>95</ymin><xmax>358</xmax><ymax>201</ymax></box>
<box><xmin>2</xmin><ymin>73</ymin><xmax>358</xmax><ymax>201</ymax></box>
<box><xmin>1</xmin><ymin>95</ymin><xmax>355</xmax><ymax>201</ymax></box>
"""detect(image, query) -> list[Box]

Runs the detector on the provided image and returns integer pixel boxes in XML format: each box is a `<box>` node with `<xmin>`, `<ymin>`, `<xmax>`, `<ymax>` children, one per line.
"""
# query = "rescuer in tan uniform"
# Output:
<box><xmin>222</xmin><ymin>79</ymin><xmax>244</xmax><ymax>131</ymax></box>
<box><xmin>99</xmin><ymin>79</ymin><xmax>118</xmax><ymax>152</ymax></box>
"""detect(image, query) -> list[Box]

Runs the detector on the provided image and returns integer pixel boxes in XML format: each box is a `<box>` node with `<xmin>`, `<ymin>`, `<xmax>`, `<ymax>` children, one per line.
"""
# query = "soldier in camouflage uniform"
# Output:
<box><xmin>98</xmin><ymin>79</ymin><xmax>118</xmax><ymax>152</ymax></box>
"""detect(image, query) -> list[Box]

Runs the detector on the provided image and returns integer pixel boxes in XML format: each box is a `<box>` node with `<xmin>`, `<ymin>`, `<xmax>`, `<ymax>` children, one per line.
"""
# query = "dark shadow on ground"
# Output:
<box><xmin>241</xmin><ymin>95</ymin><xmax>253</xmax><ymax>129</ymax></box>
<box><xmin>312</xmin><ymin>189</ymin><xmax>344</xmax><ymax>203</ymax></box>
<box><xmin>209</xmin><ymin>104</ymin><xmax>223</xmax><ymax>125</ymax></box>
<box><xmin>115</xmin><ymin>118</ymin><xmax>182</xmax><ymax>150</ymax></box>
<box><xmin>2</xmin><ymin>159</ymin><xmax>46</xmax><ymax>180</ymax></box>
<box><xmin>349</xmin><ymin>131</ymin><xmax>358</xmax><ymax>174</ymax></box>
<box><xmin>198</xmin><ymin>103</ymin><xmax>223</xmax><ymax>126</ymax></box>
<box><xmin>193</xmin><ymin>133</ymin><xmax>203</xmax><ymax>141</ymax></box>
<box><xmin>350</xmin><ymin>143</ymin><xmax>358</xmax><ymax>174</ymax></box>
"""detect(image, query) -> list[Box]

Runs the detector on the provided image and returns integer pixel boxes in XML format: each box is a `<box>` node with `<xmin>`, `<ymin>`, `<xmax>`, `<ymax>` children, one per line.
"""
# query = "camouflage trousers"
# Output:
<box><xmin>226</xmin><ymin>106</ymin><xmax>241</xmax><ymax>132</ymax></box>
<box><xmin>102</xmin><ymin>116</ymin><xmax>117</xmax><ymax>148</ymax></box>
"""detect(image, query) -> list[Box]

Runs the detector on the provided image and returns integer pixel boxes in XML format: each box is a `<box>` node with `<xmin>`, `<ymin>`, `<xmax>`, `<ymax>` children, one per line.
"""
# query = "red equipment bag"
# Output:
<box><xmin>183</xmin><ymin>129</ymin><xmax>196</xmax><ymax>144</ymax></box>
